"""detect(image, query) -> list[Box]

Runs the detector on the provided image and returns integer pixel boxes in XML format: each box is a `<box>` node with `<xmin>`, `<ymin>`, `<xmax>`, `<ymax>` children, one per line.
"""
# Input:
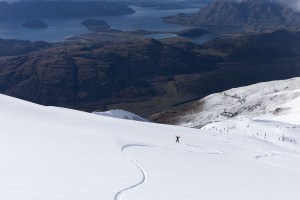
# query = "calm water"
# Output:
<box><xmin>0</xmin><ymin>6</ymin><xmax>199</xmax><ymax>42</ymax></box>
<box><xmin>0</xmin><ymin>6</ymin><xmax>241</xmax><ymax>44</ymax></box>
<box><xmin>0</xmin><ymin>18</ymin><xmax>91</xmax><ymax>42</ymax></box>
<box><xmin>144</xmin><ymin>33</ymin><xmax>179</xmax><ymax>39</ymax></box>
<box><xmin>102</xmin><ymin>6</ymin><xmax>199</xmax><ymax>31</ymax></box>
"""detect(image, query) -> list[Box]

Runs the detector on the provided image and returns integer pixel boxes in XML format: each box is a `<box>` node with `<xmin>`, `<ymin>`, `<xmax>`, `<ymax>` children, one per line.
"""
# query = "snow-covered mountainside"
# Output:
<box><xmin>175</xmin><ymin>77</ymin><xmax>300</xmax><ymax>128</ymax></box>
<box><xmin>93</xmin><ymin>109</ymin><xmax>148</xmax><ymax>122</ymax></box>
<box><xmin>1</xmin><ymin>93</ymin><xmax>300</xmax><ymax>200</ymax></box>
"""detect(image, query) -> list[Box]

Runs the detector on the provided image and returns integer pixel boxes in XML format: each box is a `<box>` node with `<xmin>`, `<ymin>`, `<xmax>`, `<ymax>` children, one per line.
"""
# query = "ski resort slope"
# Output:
<box><xmin>1</xmin><ymin>94</ymin><xmax>300</xmax><ymax>200</ymax></box>
<box><xmin>176</xmin><ymin>77</ymin><xmax>300</xmax><ymax>128</ymax></box>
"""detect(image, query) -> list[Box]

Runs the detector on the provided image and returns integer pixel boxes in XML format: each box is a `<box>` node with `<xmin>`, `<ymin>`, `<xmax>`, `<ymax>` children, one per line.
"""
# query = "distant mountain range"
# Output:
<box><xmin>1</xmin><ymin>29</ymin><xmax>300</xmax><ymax>117</ymax></box>
<box><xmin>0</xmin><ymin>1</ymin><xmax>134</xmax><ymax>20</ymax></box>
<box><xmin>165</xmin><ymin>0</ymin><xmax>300</xmax><ymax>26</ymax></box>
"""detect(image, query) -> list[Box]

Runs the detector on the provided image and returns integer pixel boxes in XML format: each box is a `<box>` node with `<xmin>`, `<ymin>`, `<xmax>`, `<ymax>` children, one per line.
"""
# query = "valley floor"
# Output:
<box><xmin>0</xmin><ymin>94</ymin><xmax>300</xmax><ymax>200</ymax></box>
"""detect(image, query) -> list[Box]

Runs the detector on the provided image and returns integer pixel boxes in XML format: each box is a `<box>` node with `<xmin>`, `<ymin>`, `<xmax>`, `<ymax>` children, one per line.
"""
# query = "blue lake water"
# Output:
<box><xmin>0</xmin><ymin>6</ymin><xmax>241</xmax><ymax>44</ymax></box>
<box><xmin>102</xmin><ymin>6</ymin><xmax>199</xmax><ymax>31</ymax></box>
<box><xmin>0</xmin><ymin>18</ymin><xmax>91</xmax><ymax>42</ymax></box>
<box><xmin>144</xmin><ymin>33</ymin><xmax>179</xmax><ymax>39</ymax></box>
<box><xmin>0</xmin><ymin>6</ymin><xmax>199</xmax><ymax>42</ymax></box>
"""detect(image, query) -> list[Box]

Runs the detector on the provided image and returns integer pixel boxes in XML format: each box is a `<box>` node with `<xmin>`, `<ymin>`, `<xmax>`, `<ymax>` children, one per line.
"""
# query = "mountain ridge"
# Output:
<box><xmin>165</xmin><ymin>0</ymin><xmax>300</xmax><ymax>26</ymax></box>
<box><xmin>1</xmin><ymin>29</ymin><xmax>300</xmax><ymax>117</ymax></box>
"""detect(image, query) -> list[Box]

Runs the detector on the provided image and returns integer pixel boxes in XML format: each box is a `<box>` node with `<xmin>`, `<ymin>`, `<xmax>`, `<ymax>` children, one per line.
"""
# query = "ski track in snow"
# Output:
<box><xmin>221</xmin><ymin>134</ymin><xmax>300</xmax><ymax>171</ymax></box>
<box><xmin>115</xmin><ymin>143</ymin><xmax>222</xmax><ymax>200</ymax></box>
<box><xmin>254</xmin><ymin>149</ymin><xmax>300</xmax><ymax>172</ymax></box>
<box><xmin>114</xmin><ymin>144</ymin><xmax>149</xmax><ymax>200</ymax></box>
<box><xmin>219</xmin><ymin>134</ymin><xmax>300</xmax><ymax>172</ymax></box>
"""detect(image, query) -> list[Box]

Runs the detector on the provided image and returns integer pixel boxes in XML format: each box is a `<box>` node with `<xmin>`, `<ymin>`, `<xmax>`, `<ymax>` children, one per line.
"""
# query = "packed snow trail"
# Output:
<box><xmin>114</xmin><ymin>142</ymin><xmax>222</xmax><ymax>200</ymax></box>
<box><xmin>115</xmin><ymin>142</ymin><xmax>224</xmax><ymax>200</ymax></box>
<box><xmin>114</xmin><ymin>144</ymin><xmax>149</xmax><ymax>200</ymax></box>
<box><xmin>253</xmin><ymin>148</ymin><xmax>300</xmax><ymax>172</ymax></box>
<box><xmin>203</xmin><ymin>120</ymin><xmax>300</xmax><ymax>173</ymax></box>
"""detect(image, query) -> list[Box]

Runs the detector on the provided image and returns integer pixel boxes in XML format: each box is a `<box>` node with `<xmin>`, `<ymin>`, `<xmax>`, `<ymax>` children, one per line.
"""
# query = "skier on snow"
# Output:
<box><xmin>176</xmin><ymin>135</ymin><xmax>180</xmax><ymax>143</ymax></box>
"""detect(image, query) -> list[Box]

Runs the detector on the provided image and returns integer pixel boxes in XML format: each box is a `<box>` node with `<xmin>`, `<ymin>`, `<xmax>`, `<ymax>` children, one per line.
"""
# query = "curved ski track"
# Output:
<box><xmin>114</xmin><ymin>144</ymin><xmax>149</xmax><ymax>200</ymax></box>
<box><xmin>114</xmin><ymin>143</ymin><xmax>222</xmax><ymax>200</ymax></box>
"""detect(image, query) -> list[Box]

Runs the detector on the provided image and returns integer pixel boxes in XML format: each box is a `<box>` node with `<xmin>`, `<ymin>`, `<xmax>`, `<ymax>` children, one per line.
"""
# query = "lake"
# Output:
<box><xmin>0</xmin><ymin>6</ymin><xmax>240</xmax><ymax>44</ymax></box>
<box><xmin>0</xmin><ymin>6</ymin><xmax>198</xmax><ymax>42</ymax></box>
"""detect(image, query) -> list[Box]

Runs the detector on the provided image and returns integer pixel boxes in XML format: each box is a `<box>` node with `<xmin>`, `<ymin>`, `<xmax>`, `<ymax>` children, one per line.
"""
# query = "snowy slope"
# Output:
<box><xmin>175</xmin><ymin>77</ymin><xmax>300</xmax><ymax>128</ymax></box>
<box><xmin>93</xmin><ymin>109</ymin><xmax>148</xmax><ymax>122</ymax></box>
<box><xmin>1</xmin><ymin>94</ymin><xmax>300</xmax><ymax>200</ymax></box>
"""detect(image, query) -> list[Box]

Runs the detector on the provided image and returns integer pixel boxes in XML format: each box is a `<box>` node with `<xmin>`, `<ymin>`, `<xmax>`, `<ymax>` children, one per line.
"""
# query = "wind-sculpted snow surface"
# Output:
<box><xmin>1</xmin><ymin>94</ymin><xmax>300</xmax><ymax>200</ymax></box>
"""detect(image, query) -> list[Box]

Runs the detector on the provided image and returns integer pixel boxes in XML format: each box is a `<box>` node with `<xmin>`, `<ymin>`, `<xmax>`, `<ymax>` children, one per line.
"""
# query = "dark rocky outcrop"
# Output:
<box><xmin>165</xmin><ymin>0</ymin><xmax>300</xmax><ymax>26</ymax></box>
<box><xmin>0</xmin><ymin>38</ymin><xmax>51</xmax><ymax>56</ymax></box>
<box><xmin>202</xmin><ymin>29</ymin><xmax>300</xmax><ymax>63</ymax></box>
<box><xmin>22</xmin><ymin>20</ymin><xmax>48</xmax><ymax>28</ymax></box>
<box><xmin>81</xmin><ymin>19</ymin><xmax>110</xmax><ymax>32</ymax></box>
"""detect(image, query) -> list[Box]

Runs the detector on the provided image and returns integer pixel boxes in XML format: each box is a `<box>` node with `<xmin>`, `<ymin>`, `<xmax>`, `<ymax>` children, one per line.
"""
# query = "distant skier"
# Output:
<box><xmin>176</xmin><ymin>135</ymin><xmax>180</xmax><ymax>143</ymax></box>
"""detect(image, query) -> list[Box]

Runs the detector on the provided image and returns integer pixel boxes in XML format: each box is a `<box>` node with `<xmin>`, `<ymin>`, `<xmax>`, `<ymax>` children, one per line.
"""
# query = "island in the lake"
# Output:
<box><xmin>81</xmin><ymin>19</ymin><xmax>110</xmax><ymax>32</ymax></box>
